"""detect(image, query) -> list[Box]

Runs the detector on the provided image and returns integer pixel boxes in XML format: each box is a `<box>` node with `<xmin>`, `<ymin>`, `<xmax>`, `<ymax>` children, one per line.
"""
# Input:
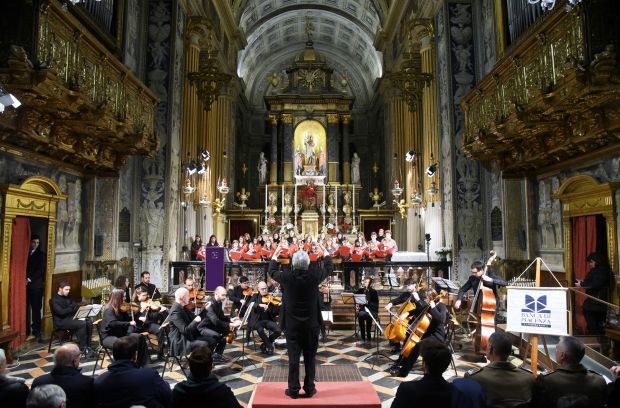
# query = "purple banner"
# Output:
<box><xmin>205</xmin><ymin>247</ymin><xmax>225</xmax><ymax>291</ymax></box>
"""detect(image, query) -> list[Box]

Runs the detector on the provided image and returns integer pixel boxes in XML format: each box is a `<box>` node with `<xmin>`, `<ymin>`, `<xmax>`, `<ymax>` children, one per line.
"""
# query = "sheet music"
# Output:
<box><xmin>353</xmin><ymin>294</ymin><xmax>368</xmax><ymax>305</ymax></box>
<box><xmin>73</xmin><ymin>304</ymin><xmax>102</xmax><ymax>320</ymax></box>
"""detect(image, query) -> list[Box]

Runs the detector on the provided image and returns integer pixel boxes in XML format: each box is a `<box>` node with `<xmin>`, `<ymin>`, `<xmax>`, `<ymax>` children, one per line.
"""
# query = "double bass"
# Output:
<box><xmin>469</xmin><ymin>250</ymin><xmax>498</xmax><ymax>354</ymax></box>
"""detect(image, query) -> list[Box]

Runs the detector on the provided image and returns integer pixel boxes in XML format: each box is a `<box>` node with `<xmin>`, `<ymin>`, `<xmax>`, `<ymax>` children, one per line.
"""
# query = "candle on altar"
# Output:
<box><xmin>352</xmin><ymin>184</ymin><xmax>355</xmax><ymax>215</ymax></box>
<box><xmin>281</xmin><ymin>185</ymin><xmax>284</xmax><ymax>214</ymax></box>
<box><xmin>264</xmin><ymin>184</ymin><xmax>268</xmax><ymax>213</ymax></box>
<box><xmin>334</xmin><ymin>185</ymin><xmax>338</xmax><ymax>223</ymax></box>
<box><xmin>294</xmin><ymin>183</ymin><xmax>298</xmax><ymax>227</ymax></box>
<box><xmin>323</xmin><ymin>184</ymin><xmax>326</xmax><ymax>225</ymax></box>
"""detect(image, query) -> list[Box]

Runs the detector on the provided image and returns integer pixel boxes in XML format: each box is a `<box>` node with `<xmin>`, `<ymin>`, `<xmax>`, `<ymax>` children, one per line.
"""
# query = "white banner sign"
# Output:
<box><xmin>506</xmin><ymin>287</ymin><xmax>568</xmax><ymax>336</ymax></box>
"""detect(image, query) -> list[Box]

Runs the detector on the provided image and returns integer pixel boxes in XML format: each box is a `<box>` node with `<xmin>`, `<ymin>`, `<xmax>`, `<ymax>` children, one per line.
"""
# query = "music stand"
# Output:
<box><xmin>230</xmin><ymin>301</ymin><xmax>256</xmax><ymax>370</ymax></box>
<box><xmin>362</xmin><ymin>306</ymin><xmax>394</xmax><ymax>368</ymax></box>
<box><xmin>73</xmin><ymin>304</ymin><xmax>102</xmax><ymax>320</ymax></box>
<box><xmin>341</xmin><ymin>293</ymin><xmax>357</xmax><ymax>339</ymax></box>
<box><xmin>386</xmin><ymin>271</ymin><xmax>399</xmax><ymax>324</ymax></box>
<box><xmin>353</xmin><ymin>294</ymin><xmax>368</xmax><ymax>340</ymax></box>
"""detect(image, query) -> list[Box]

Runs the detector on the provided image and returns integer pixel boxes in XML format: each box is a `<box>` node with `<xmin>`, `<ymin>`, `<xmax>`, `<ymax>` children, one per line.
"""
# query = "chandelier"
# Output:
<box><xmin>187</xmin><ymin>49</ymin><xmax>232</xmax><ymax>111</ymax></box>
<box><xmin>527</xmin><ymin>0</ymin><xmax>583</xmax><ymax>11</ymax></box>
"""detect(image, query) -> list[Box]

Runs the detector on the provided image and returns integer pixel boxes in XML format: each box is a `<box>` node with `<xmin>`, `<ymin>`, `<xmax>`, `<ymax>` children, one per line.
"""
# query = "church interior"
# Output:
<box><xmin>0</xmin><ymin>0</ymin><xmax>619</xmax><ymax>407</ymax></box>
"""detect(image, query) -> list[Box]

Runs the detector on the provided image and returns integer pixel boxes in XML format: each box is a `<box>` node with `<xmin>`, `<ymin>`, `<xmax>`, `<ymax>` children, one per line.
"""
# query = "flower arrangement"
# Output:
<box><xmin>326</xmin><ymin>223</ymin><xmax>338</xmax><ymax>235</ymax></box>
<box><xmin>266</xmin><ymin>217</ymin><xmax>280</xmax><ymax>232</ymax></box>
<box><xmin>340</xmin><ymin>222</ymin><xmax>351</xmax><ymax>233</ymax></box>
<box><xmin>435</xmin><ymin>247</ymin><xmax>452</xmax><ymax>260</ymax></box>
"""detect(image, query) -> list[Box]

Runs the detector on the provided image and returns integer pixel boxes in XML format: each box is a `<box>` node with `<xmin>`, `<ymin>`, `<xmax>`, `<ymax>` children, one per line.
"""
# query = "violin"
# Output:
<box><xmin>140</xmin><ymin>300</ymin><xmax>161</xmax><ymax>312</ymax></box>
<box><xmin>262</xmin><ymin>294</ymin><xmax>282</xmax><ymax>306</ymax></box>
<box><xmin>120</xmin><ymin>302</ymin><xmax>140</xmax><ymax>314</ymax></box>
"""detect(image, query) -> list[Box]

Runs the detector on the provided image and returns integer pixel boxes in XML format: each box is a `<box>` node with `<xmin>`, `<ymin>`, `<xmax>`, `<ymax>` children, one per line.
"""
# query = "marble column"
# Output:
<box><xmin>281</xmin><ymin>114</ymin><xmax>294</xmax><ymax>183</ymax></box>
<box><xmin>269</xmin><ymin>114</ymin><xmax>278</xmax><ymax>185</ymax></box>
<box><xmin>342</xmin><ymin>115</ymin><xmax>351</xmax><ymax>184</ymax></box>
<box><xmin>326</xmin><ymin>113</ymin><xmax>340</xmax><ymax>184</ymax></box>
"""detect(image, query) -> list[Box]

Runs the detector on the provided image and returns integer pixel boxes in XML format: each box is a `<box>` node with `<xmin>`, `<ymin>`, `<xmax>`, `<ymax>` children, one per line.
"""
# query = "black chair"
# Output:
<box><xmin>160</xmin><ymin>322</ymin><xmax>188</xmax><ymax>379</ymax></box>
<box><xmin>92</xmin><ymin>319</ymin><xmax>113</xmax><ymax>375</ymax></box>
<box><xmin>47</xmin><ymin>299</ymin><xmax>75</xmax><ymax>353</ymax></box>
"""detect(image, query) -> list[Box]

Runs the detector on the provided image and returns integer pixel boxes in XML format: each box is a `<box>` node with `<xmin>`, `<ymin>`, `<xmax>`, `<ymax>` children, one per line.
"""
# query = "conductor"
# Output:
<box><xmin>268</xmin><ymin>243</ymin><xmax>332</xmax><ymax>399</ymax></box>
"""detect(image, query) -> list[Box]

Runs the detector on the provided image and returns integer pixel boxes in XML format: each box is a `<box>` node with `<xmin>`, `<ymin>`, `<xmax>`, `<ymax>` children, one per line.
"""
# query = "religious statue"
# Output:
<box><xmin>342</xmin><ymin>190</ymin><xmax>352</xmax><ymax>223</ymax></box>
<box><xmin>267</xmin><ymin>191</ymin><xmax>278</xmax><ymax>217</ymax></box>
<box><xmin>294</xmin><ymin>146</ymin><xmax>303</xmax><ymax>176</ymax></box>
<box><xmin>369</xmin><ymin>187</ymin><xmax>383</xmax><ymax>207</ymax></box>
<box><xmin>318</xmin><ymin>146</ymin><xmax>326</xmax><ymax>176</ymax></box>
<box><xmin>282</xmin><ymin>192</ymin><xmax>293</xmax><ymax>222</ymax></box>
<box><xmin>258</xmin><ymin>152</ymin><xmax>268</xmax><ymax>184</ymax></box>
<box><xmin>183</xmin><ymin>178</ymin><xmax>195</xmax><ymax>195</ymax></box>
<box><xmin>327</xmin><ymin>192</ymin><xmax>336</xmax><ymax>223</ymax></box>
<box><xmin>236</xmin><ymin>187</ymin><xmax>250</xmax><ymax>208</ymax></box>
<box><xmin>212</xmin><ymin>197</ymin><xmax>225</xmax><ymax>216</ymax></box>
<box><xmin>351</xmin><ymin>152</ymin><xmax>360</xmax><ymax>184</ymax></box>
<box><xmin>304</xmin><ymin>133</ymin><xmax>317</xmax><ymax>167</ymax></box>
<box><xmin>394</xmin><ymin>198</ymin><xmax>410</xmax><ymax>219</ymax></box>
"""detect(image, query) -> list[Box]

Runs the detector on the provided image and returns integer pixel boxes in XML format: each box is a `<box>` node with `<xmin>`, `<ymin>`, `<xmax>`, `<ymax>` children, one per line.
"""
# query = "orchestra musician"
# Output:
<box><xmin>134</xmin><ymin>271</ymin><xmax>161</xmax><ymax>300</ymax></box>
<box><xmin>319</xmin><ymin>280</ymin><xmax>332</xmax><ymax>342</ymax></box>
<box><xmin>134</xmin><ymin>287</ymin><xmax>167</xmax><ymax>358</ymax></box>
<box><xmin>101</xmin><ymin>288</ymin><xmax>148</xmax><ymax>367</ymax></box>
<box><xmin>229</xmin><ymin>276</ymin><xmax>251</xmax><ymax>318</ymax></box>
<box><xmin>388</xmin><ymin>288</ymin><xmax>447</xmax><ymax>377</ymax></box>
<box><xmin>355</xmin><ymin>277</ymin><xmax>379</xmax><ymax>342</ymax></box>
<box><xmin>50</xmin><ymin>280</ymin><xmax>95</xmax><ymax>357</ymax></box>
<box><xmin>202</xmin><ymin>286</ymin><xmax>242</xmax><ymax>363</ymax></box>
<box><xmin>115</xmin><ymin>275</ymin><xmax>131</xmax><ymax>303</ymax></box>
<box><xmin>384</xmin><ymin>279</ymin><xmax>419</xmax><ymax>353</ymax></box>
<box><xmin>454</xmin><ymin>259</ymin><xmax>507</xmax><ymax>314</ymax></box>
<box><xmin>248</xmin><ymin>282</ymin><xmax>282</xmax><ymax>355</ymax></box>
<box><xmin>167</xmin><ymin>287</ymin><xmax>220</xmax><ymax>358</ymax></box>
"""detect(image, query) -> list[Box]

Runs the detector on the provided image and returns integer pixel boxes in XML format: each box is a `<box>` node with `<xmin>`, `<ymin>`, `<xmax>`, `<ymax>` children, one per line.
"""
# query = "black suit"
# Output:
<box><xmin>172</xmin><ymin>374</ymin><xmax>241</xmax><ymax>407</ymax></box>
<box><xmin>168</xmin><ymin>302</ymin><xmax>219</xmax><ymax>356</ymax></box>
<box><xmin>391</xmin><ymin>374</ymin><xmax>462</xmax><ymax>408</ymax></box>
<box><xmin>0</xmin><ymin>375</ymin><xmax>29</xmax><ymax>408</ymax></box>
<box><xmin>457</xmin><ymin>273</ymin><xmax>507</xmax><ymax>304</ymax></box>
<box><xmin>248</xmin><ymin>293</ymin><xmax>281</xmax><ymax>349</ymax></box>
<box><xmin>101</xmin><ymin>307</ymin><xmax>148</xmax><ymax>367</ymax></box>
<box><xmin>202</xmin><ymin>300</ymin><xmax>231</xmax><ymax>355</ymax></box>
<box><xmin>32</xmin><ymin>365</ymin><xmax>93</xmax><ymax>408</ymax></box>
<box><xmin>50</xmin><ymin>292</ymin><xmax>93</xmax><ymax>350</ymax></box>
<box><xmin>26</xmin><ymin>247</ymin><xmax>46</xmax><ymax>337</ymax></box>
<box><xmin>355</xmin><ymin>287</ymin><xmax>379</xmax><ymax>340</ymax></box>
<box><xmin>269</xmin><ymin>256</ymin><xmax>332</xmax><ymax>394</ymax></box>
<box><xmin>581</xmin><ymin>265</ymin><xmax>610</xmax><ymax>335</ymax></box>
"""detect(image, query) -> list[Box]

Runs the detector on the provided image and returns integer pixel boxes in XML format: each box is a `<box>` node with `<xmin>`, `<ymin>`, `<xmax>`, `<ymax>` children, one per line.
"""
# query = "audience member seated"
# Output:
<box><xmin>391</xmin><ymin>338</ymin><xmax>463</xmax><ymax>408</ymax></box>
<box><xmin>465</xmin><ymin>331</ymin><xmax>534</xmax><ymax>407</ymax></box>
<box><xmin>609</xmin><ymin>365</ymin><xmax>620</xmax><ymax>405</ymax></box>
<box><xmin>450</xmin><ymin>377</ymin><xmax>485</xmax><ymax>408</ymax></box>
<box><xmin>26</xmin><ymin>384</ymin><xmax>66</xmax><ymax>408</ymax></box>
<box><xmin>171</xmin><ymin>342</ymin><xmax>241</xmax><ymax>407</ymax></box>
<box><xmin>0</xmin><ymin>348</ymin><xmax>29</xmax><ymax>408</ymax></box>
<box><xmin>533</xmin><ymin>336</ymin><xmax>607</xmax><ymax>408</ymax></box>
<box><xmin>50</xmin><ymin>281</ymin><xmax>94</xmax><ymax>356</ymax></box>
<box><xmin>94</xmin><ymin>335</ymin><xmax>171</xmax><ymax>408</ymax></box>
<box><xmin>31</xmin><ymin>344</ymin><xmax>93</xmax><ymax>408</ymax></box>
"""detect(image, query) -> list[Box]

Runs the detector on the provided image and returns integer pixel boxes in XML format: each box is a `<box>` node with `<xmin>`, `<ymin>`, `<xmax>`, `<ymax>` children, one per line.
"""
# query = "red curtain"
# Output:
<box><xmin>571</xmin><ymin>215</ymin><xmax>597</xmax><ymax>335</ymax></box>
<box><xmin>9</xmin><ymin>217</ymin><xmax>30</xmax><ymax>347</ymax></box>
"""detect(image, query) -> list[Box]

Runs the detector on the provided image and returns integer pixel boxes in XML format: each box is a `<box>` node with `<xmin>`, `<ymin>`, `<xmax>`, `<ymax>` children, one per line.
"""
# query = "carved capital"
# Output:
<box><xmin>326</xmin><ymin>113</ymin><xmax>340</xmax><ymax>124</ymax></box>
<box><xmin>269</xmin><ymin>114</ymin><xmax>279</xmax><ymax>125</ymax></box>
<box><xmin>280</xmin><ymin>113</ymin><xmax>293</xmax><ymax>124</ymax></box>
<box><xmin>341</xmin><ymin>115</ymin><xmax>351</xmax><ymax>124</ymax></box>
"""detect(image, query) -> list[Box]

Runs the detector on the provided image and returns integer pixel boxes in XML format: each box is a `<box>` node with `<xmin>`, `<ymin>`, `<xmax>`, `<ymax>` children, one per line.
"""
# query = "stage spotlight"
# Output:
<box><xmin>197</xmin><ymin>162</ymin><xmax>206</xmax><ymax>174</ymax></box>
<box><xmin>426</xmin><ymin>163</ymin><xmax>437</xmax><ymax>177</ymax></box>
<box><xmin>200</xmin><ymin>149</ymin><xmax>210</xmax><ymax>161</ymax></box>
<box><xmin>186</xmin><ymin>162</ymin><xmax>197</xmax><ymax>175</ymax></box>
<box><xmin>405</xmin><ymin>150</ymin><xmax>416</xmax><ymax>162</ymax></box>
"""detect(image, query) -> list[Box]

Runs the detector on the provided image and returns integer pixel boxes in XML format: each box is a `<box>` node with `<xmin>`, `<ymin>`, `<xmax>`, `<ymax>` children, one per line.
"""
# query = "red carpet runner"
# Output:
<box><xmin>251</xmin><ymin>381</ymin><xmax>381</xmax><ymax>407</ymax></box>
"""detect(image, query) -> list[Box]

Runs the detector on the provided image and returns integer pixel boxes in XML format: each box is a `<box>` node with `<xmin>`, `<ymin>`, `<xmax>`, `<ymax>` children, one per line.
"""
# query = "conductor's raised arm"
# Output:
<box><xmin>269</xmin><ymin>244</ymin><xmax>285</xmax><ymax>283</ymax></box>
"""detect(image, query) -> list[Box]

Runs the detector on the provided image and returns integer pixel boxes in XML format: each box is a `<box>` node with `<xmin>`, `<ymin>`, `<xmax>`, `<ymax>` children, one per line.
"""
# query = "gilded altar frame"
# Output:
<box><xmin>554</xmin><ymin>175</ymin><xmax>619</xmax><ymax>303</ymax></box>
<box><xmin>0</xmin><ymin>176</ymin><xmax>66</xmax><ymax>334</ymax></box>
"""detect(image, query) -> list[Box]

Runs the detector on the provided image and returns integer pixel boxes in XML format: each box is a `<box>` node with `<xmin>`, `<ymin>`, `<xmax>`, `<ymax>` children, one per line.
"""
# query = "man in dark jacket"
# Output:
<box><xmin>32</xmin><ymin>344</ymin><xmax>93</xmax><ymax>408</ymax></box>
<box><xmin>202</xmin><ymin>286</ymin><xmax>241</xmax><ymax>362</ymax></box>
<box><xmin>27</xmin><ymin>234</ymin><xmax>46</xmax><ymax>341</ymax></box>
<box><xmin>50</xmin><ymin>281</ymin><xmax>93</xmax><ymax>355</ymax></box>
<box><xmin>228</xmin><ymin>276</ymin><xmax>250</xmax><ymax>318</ymax></box>
<box><xmin>0</xmin><ymin>349</ymin><xmax>28</xmax><ymax>408</ymax></box>
<box><xmin>269</xmin><ymin>244</ymin><xmax>332</xmax><ymax>399</ymax></box>
<box><xmin>388</xmin><ymin>288</ymin><xmax>447</xmax><ymax>377</ymax></box>
<box><xmin>134</xmin><ymin>271</ymin><xmax>162</xmax><ymax>300</ymax></box>
<box><xmin>248</xmin><ymin>281</ymin><xmax>281</xmax><ymax>355</ymax></box>
<box><xmin>94</xmin><ymin>335</ymin><xmax>171</xmax><ymax>408</ymax></box>
<box><xmin>391</xmin><ymin>338</ymin><xmax>462</xmax><ymax>408</ymax></box>
<box><xmin>172</xmin><ymin>343</ymin><xmax>241</xmax><ymax>407</ymax></box>
<box><xmin>355</xmin><ymin>277</ymin><xmax>379</xmax><ymax>342</ymax></box>
<box><xmin>455</xmin><ymin>256</ymin><xmax>506</xmax><ymax>311</ymax></box>
<box><xmin>576</xmin><ymin>252</ymin><xmax>610</xmax><ymax>335</ymax></box>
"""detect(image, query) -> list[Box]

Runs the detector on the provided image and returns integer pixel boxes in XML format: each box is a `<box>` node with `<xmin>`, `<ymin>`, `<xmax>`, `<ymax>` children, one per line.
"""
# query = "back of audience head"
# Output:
<box><xmin>54</xmin><ymin>343</ymin><xmax>81</xmax><ymax>369</ymax></box>
<box><xmin>556</xmin><ymin>394</ymin><xmax>590</xmax><ymax>408</ymax></box>
<box><xmin>557</xmin><ymin>336</ymin><xmax>585</xmax><ymax>365</ymax></box>
<box><xmin>188</xmin><ymin>343</ymin><xmax>213</xmax><ymax>378</ymax></box>
<box><xmin>420</xmin><ymin>338</ymin><xmax>451</xmax><ymax>376</ymax></box>
<box><xmin>112</xmin><ymin>335</ymin><xmax>138</xmax><ymax>362</ymax></box>
<box><xmin>27</xmin><ymin>384</ymin><xmax>66</xmax><ymax>408</ymax></box>
<box><xmin>487</xmin><ymin>331</ymin><xmax>512</xmax><ymax>362</ymax></box>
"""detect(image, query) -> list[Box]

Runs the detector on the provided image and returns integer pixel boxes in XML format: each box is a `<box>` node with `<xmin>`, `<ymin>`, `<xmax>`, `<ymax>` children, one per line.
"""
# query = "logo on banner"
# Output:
<box><xmin>521</xmin><ymin>295</ymin><xmax>551</xmax><ymax>328</ymax></box>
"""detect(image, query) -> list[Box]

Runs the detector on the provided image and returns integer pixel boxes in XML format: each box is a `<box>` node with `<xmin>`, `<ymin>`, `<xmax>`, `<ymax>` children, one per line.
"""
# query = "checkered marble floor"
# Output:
<box><xmin>9</xmin><ymin>330</ymin><xmax>488</xmax><ymax>408</ymax></box>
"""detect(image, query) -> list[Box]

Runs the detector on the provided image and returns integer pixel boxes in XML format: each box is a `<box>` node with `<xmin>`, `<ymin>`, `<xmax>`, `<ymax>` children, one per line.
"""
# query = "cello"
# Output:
<box><xmin>384</xmin><ymin>299</ymin><xmax>417</xmax><ymax>343</ymax></box>
<box><xmin>469</xmin><ymin>250</ymin><xmax>498</xmax><ymax>354</ymax></box>
<box><xmin>400</xmin><ymin>290</ymin><xmax>446</xmax><ymax>358</ymax></box>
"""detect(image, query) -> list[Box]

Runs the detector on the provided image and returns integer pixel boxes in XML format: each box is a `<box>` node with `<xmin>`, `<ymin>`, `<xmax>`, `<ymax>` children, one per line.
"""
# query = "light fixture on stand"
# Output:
<box><xmin>425</xmin><ymin>153</ymin><xmax>439</xmax><ymax>207</ymax></box>
<box><xmin>527</xmin><ymin>0</ymin><xmax>583</xmax><ymax>11</ymax></box>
